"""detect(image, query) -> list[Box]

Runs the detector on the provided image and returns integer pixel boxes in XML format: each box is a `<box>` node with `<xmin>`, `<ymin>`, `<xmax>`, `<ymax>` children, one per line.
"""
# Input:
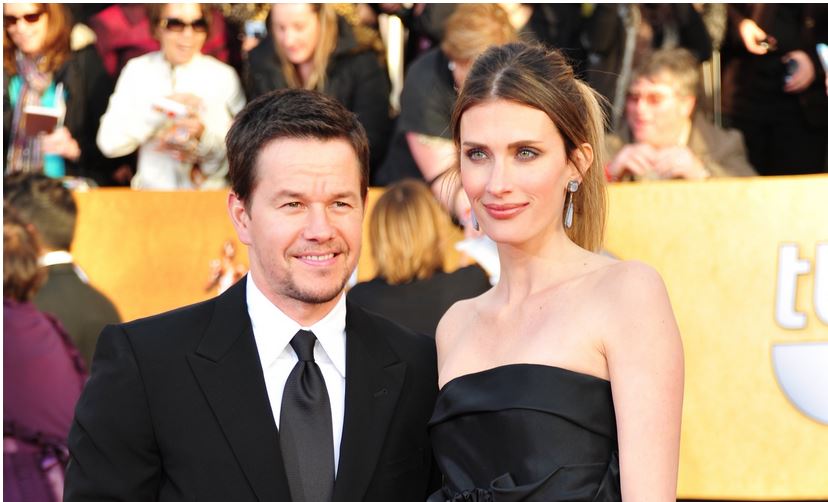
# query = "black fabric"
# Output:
<box><xmin>64</xmin><ymin>277</ymin><xmax>441</xmax><ymax>502</ymax></box>
<box><xmin>33</xmin><ymin>263</ymin><xmax>121</xmax><ymax>368</ymax></box>
<box><xmin>722</xmin><ymin>4</ymin><xmax>828</xmax><ymax>175</ymax></box>
<box><xmin>347</xmin><ymin>265</ymin><xmax>491</xmax><ymax>337</ymax></box>
<box><xmin>280</xmin><ymin>330</ymin><xmax>334</xmax><ymax>502</ymax></box>
<box><xmin>245</xmin><ymin>16</ymin><xmax>392</xmax><ymax>172</ymax></box>
<box><xmin>428</xmin><ymin>364</ymin><xmax>620</xmax><ymax>501</ymax></box>
<box><xmin>376</xmin><ymin>48</ymin><xmax>456</xmax><ymax>185</ymax></box>
<box><xmin>3</xmin><ymin>45</ymin><xmax>119</xmax><ymax>185</ymax></box>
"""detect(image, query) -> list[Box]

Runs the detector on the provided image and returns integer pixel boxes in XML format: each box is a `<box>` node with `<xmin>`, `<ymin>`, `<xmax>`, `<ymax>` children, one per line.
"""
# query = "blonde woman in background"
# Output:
<box><xmin>245</xmin><ymin>3</ymin><xmax>391</xmax><ymax>171</ymax></box>
<box><xmin>348</xmin><ymin>179</ymin><xmax>490</xmax><ymax>336</ymax></box>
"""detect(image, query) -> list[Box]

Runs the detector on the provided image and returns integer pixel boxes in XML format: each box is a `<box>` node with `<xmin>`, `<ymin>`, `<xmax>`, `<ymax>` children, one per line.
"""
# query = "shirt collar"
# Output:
<box><xmin>246</xmin><ymin>272</ymin><xmax>347</xmax><ymax>378</ymax></box>
<box><xmin>39</xmin><ymin>250</ymin><xmax>73</xmax><ymax>266</ymax></box>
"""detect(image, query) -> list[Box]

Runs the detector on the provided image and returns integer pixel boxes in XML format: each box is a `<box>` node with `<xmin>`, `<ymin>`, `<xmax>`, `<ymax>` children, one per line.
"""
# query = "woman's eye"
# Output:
<box><xmin>516</xmin><ymin>148</ymin><xmax>538</xmax><ymax>160</ymax></box>
<box><xmin>466</xmin><ymin>149</ymin><xmax>487</xmax><ymax>161</ymax></box>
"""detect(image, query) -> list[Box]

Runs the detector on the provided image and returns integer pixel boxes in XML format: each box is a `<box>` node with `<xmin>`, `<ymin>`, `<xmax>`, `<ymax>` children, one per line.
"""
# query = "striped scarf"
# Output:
<box><xmin>5</xmin><ymin>50</ymin><xmax>54</xmax><ymax>175</ymax></box>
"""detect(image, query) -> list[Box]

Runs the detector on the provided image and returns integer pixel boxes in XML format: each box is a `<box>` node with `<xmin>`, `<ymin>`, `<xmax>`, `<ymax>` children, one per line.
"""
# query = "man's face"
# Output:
<box><xmin>229</xmin><ymin>137</ymin><xmax>364</xmax><ymax>312</ymax></box>
<box><xmin>626</xmin><ymin>75</ymin><xmax>695</xmax><ymax>148</ymax></box>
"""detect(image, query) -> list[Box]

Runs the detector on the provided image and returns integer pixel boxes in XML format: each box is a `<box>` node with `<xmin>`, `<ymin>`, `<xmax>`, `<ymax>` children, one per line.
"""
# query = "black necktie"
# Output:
<box><xmin>280</xmin><ymin>330</ymin><xmax>335</xmax><ymax>502</ymax></box>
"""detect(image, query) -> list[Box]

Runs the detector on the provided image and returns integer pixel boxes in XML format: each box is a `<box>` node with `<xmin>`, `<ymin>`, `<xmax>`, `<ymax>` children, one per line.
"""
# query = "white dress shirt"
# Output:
<box><xmin>246</xmin><ymin>273</ymin><xmax>347</xmax><ymax>474</ymax></box>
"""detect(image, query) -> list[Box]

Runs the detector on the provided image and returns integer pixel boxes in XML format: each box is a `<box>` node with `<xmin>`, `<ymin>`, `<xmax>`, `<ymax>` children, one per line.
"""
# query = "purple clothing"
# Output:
<box><xmin>4</xmin><ymin>300</ymin><xmax>86</xmax><ymax>502</ymax></box>
<box><xmin>3</xmin><ymin>299</ymin><xmax>85</xmax><ymax>440</ymax></box>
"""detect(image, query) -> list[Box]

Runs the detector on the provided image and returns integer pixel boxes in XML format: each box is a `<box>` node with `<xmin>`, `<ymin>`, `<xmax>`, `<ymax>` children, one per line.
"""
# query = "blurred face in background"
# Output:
<box><xmin>4</xmin><ymin>3</ymin><xmax>48</xmax><ymax>56</ymax></box>
<box><xmin>271</xmin><ymin>3</ymin><xmax>320</xmax><ymax>66</ymax></box>
<box><xmin>625</xmin><ymin>73</ymin><xmax>696</xmax><ymax>148</ymax></box>
<box><xmin>157</xmin><ymin>3</ymin><xmax>208</xmax><ymax>66</ymax></box>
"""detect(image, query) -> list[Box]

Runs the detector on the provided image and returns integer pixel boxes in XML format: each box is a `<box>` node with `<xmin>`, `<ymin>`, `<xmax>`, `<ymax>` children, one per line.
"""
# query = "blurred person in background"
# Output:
<box><xmin>582</xmin><ymin>4</ymin><xmax>712</xmax><ymax>131</ymax></box>
<box><xmin>96</xmin><ymin>3</ymin><xmax>245</xmax><ymax>190</ymax></box>
<box><xmin>721</xmin><ymin>4</ymin><xmax>828</xmax><ymax>175</ymax></box>
<box><xmin>4</xmin><ymin>173</ymin><xmax>121</xmax><ymax>367</ymax></box>
<box><xmin>348</xmin><ymin>179</ymin><xmax>490</xmax><ymax>336</ymax></box>
<box><xmin>3</xmin><ymin>3</ymin><xmax>114</xmax><ymax>185</ymax></box>
<box><xmin>377</xmin><ymin>4</ymin><xmax>517</xmax><ymax>229</ymax></box>
<box><xmin>4</xmin><ymin>204</ymin><xmax>87</xmax><ymax>502</ymax></box>
<box><xmin>245</xmin><ymin>3</ymin><xmax>391</xmax><ymax>172</ymax></box>
<box><xmin>606</xmin><ymin>48</ymin><xmax>756</xmax><ymax>181</ymax></box>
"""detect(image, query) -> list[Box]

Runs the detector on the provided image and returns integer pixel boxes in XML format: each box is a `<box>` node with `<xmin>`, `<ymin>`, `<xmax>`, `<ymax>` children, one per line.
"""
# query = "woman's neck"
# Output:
<box><xmin>297</xmin><ymin>61</ymin><xmax>314</xmax><ymax>87</ymax></box>
<box><xmin>493</xmin><ymin>230</ymin><xmax>589</xmax><ymax>301</ymax></box>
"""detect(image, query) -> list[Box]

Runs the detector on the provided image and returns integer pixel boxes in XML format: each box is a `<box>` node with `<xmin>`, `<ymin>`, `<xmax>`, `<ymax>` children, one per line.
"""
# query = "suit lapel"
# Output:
<box><xmin>333</xmin><ymin>302</ymin><xmax>406</xmax><ymax>502</ymax></box>
<box><xmin>186</xmin><ymin>277</ymin><xmax>291</xmax><ymax>502</ymax></box>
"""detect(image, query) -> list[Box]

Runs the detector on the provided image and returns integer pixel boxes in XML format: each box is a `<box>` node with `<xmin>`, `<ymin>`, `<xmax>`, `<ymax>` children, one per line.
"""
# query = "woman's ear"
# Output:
<box><xmin>569</xmin><ymin>143</ymin><xmax>594</xmax><ymax>183</ymax></box>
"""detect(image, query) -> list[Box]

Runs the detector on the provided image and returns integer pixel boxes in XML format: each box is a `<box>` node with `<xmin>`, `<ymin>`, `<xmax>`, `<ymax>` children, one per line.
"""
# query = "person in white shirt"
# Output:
<box><xmin>96</xmin><ymin>3</ymin><xmax>245</xmax><ymax>190</ymax></box>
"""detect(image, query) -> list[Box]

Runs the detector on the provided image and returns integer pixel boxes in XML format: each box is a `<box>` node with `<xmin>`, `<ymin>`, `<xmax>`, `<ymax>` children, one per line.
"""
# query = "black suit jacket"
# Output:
<box><xmin>65</xmin><ymin>277</ymin><xmax>440</xmax><ymax>501</ymax></box>
<box><xmin>34</xmin><ymin>263</ymin><xmax>121</xmax><ymax>368</ymax></box>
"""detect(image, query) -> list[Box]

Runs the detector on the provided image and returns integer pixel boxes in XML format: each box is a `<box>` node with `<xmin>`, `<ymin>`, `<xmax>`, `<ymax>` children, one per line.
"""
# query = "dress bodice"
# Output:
<box><xmin>428</xmin><ymin>364</ymin><xmax>620</xmax><ymax>501</ymax></box>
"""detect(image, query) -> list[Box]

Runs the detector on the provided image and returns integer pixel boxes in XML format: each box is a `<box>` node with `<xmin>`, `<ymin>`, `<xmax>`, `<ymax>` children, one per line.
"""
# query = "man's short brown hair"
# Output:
<box><xmin>632</xmin><ymin>48</ymin><xmax>701</xmax><ymax>98</ymax></box>
<box><xmin>226</xmin><ymin>89</ymin><xmax>370</xmax><ymax>207</ymax></box>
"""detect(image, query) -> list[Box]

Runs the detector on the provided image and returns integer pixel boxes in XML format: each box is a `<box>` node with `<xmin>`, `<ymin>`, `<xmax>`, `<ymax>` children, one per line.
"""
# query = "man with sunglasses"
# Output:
<box><xmin>96</xmin><ymin>3</ymin><xmax>245</xmax><ymax>190</ymax></box>
<box><xmin>605</xmin><ymin>48</ymin><xmax>756</xmax><ymax>181</ymax></box>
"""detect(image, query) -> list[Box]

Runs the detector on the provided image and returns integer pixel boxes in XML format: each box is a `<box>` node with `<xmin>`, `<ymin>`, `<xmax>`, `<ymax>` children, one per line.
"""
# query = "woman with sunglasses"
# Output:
<box><xmin>245</xmin><ymin>4</ymin><xmax>391</xmax><ymax>174</ymax></box>
<box><xmin>97</xmin><ymin>3</ymin><xmax>245</xmax><ymax>190</ymax></box>
<box><xmin>3</xmin><ymin>3</ymin><xmax>114</xmax><ymax>184</ymax></box>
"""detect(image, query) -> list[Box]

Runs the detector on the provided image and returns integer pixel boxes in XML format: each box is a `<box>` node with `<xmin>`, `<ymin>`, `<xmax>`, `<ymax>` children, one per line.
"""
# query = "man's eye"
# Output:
<box><xmin>333</xmin><ymin>201</ymin><xmax>351</xmax><ymax>208</ymax></box>
<box><xmin>283</xmin><ymin>202</ymin><xmax>302</xmax><ymax>208</ymax></box>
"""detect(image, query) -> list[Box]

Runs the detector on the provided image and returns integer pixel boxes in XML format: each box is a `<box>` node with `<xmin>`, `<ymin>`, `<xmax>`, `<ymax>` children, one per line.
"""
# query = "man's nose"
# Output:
<box><xmin>303</xmin><ymin>207</ymin><xmax>334</xmax><ymax>241</ymax></box>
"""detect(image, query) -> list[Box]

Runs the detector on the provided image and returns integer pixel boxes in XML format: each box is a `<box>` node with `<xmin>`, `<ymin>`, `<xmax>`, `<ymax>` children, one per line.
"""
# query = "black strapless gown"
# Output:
<box><xmin>428</xmin><ymin>364</ymin><xmax>621</xmax><ymax>501</ymax></box>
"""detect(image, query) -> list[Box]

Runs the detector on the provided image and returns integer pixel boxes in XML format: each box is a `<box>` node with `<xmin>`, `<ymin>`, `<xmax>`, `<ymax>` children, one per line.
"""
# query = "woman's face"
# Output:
<box><xmin>4</xmin><ymin>3</ymin><xmax>49</xmax><ymax>57</ymax></box>
<box><xmin>271</xmin><ymin>3</ymin><xmax>320</xmax><ymax>66</ymax></box>
<box><xmin>459</xmin><ymin>99</ymin><xmax>583</xmax><ymax>246</ymax></box>
<box><xmin>158</xmin><ymin>3</ymin><xmax>208</xmax><ymax>66</ymax></box>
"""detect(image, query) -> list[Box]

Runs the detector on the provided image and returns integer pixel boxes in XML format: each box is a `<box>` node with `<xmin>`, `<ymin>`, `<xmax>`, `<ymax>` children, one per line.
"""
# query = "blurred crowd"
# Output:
<box><xmin>4</xmin><ymin>3</ymin><xmax>827</xmax><ymax>192</ymax></box>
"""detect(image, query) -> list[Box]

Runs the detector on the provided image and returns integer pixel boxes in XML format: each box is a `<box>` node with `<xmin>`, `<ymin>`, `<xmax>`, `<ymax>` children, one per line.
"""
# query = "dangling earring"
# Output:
<box><xmin>470</xmin><ymin>208</ymin><xmax>480</xmax><ymax>231</ymax></box>
<box><xmin>564</xmin><ymin>180</ymin><xmax>579</xmax><ymax>229</ymax></box>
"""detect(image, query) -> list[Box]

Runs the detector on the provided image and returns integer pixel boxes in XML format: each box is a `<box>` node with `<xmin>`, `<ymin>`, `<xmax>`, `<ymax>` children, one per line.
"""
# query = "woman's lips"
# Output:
<box><xmin>483</xmin><ymin>203</ymin><xmax>529</xmax><ymax>220</ymax></box>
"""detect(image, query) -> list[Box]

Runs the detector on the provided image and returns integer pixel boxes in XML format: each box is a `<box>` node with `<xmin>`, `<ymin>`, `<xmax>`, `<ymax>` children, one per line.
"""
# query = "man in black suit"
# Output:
<box><xmin>64</xmin><ymin>89</ymin><xmax>440</xmax><ymax>501</ymax></box>
<box><xmin>3</xmin><ymin>173</ymin><xmax>121</xmax><ymax>367</ymax></box>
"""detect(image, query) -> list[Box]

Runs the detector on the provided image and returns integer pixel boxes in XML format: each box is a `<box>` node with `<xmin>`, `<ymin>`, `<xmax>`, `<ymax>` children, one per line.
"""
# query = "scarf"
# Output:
<box><xmin>5</xmin><ymin>50</ymin><xmax>63</xmax><ymax>176</ymax></box>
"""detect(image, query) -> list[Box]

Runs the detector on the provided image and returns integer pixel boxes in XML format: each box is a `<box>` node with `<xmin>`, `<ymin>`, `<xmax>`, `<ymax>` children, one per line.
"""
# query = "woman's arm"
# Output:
<box><xmin>191</xmin><ymin>67</ymin><xmax>246</xmax><ymax>170</ymax></box>
<box><xmin>604</xmin><ymin>261</ymin><xmax>684</xmax><ymax>500</ymax></box>
<box><xmin>96</xmin><ymin>58</ymin><xmax>166</xmax><ymax>159</ymax></box>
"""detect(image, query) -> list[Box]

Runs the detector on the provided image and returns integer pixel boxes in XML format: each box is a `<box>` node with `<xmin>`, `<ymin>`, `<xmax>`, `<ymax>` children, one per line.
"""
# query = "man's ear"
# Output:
<box><xmin>569</xmin><ymin>143</ymin><xmax>594</xmax><ymax>183</ymax></box>
<box><xmin>227</xmin><ymin>192</ymin><xmax>252</xmax><ymax>246</ymax></box>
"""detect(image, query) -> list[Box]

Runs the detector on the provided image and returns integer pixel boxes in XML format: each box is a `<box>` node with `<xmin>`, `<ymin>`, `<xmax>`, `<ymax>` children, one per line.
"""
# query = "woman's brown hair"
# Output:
<box><xmin>3</xmin><ymin>3</ymin><xmax>72</xmax><ymax>75</ymax></box>
<box><xmin>271</xmin><ymin>3</ymin><xmax>338</xmax><ymax>92</ymax></box>
<box><xmin>3</xmin><ymin>204</ymin><xmax>46</xmax><ymax>302</ymax></box>
<box><xmin>451</xmin><ymin>42</ymin><xmax>608</xmax><ymax>252</ymax></box>
<box><xmin>369</xmin><ymin>179</ymin><xmax>449</xmax><ymax>285</ymax></box>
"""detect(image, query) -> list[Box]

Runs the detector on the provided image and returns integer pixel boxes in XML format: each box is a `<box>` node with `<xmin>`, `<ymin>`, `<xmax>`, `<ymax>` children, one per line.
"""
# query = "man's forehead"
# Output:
<box><xmin>631</xmin><ymin>75</ymin><xmax>679</xmax><ymax>92</ymax></box>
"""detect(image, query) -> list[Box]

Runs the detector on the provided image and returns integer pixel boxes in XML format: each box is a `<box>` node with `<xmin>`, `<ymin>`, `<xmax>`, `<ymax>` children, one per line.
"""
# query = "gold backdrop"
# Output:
<box><xmin>72</xmin><ymin>175</ymin><xmax>828</xmax><ymax>499</ymax></box>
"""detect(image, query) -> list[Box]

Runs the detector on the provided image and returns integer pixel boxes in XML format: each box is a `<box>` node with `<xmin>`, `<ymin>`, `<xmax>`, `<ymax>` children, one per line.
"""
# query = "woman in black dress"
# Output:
<box><xmin>429</xmin><ymin>42</ymin><xmax>684</xmax><ymax>501</ymax></box>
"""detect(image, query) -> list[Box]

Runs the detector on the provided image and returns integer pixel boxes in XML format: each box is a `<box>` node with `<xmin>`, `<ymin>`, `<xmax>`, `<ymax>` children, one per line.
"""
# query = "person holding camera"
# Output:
<box><xmin>721</xmin><ymin>4</ymin><xmax>828</xmax><ymax>175</ymax></box>
<box><xmin>97</xmin><ymin>3</ymin><xmax>245</xmax><ymax>190</ymax></box>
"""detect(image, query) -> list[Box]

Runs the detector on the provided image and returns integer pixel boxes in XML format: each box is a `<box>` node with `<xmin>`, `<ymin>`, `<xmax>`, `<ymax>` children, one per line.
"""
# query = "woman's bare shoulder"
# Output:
<box><xmin>592</xmin><ymin>259</ymin><xmax>676</xmax><ymax>330</ymax></box>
